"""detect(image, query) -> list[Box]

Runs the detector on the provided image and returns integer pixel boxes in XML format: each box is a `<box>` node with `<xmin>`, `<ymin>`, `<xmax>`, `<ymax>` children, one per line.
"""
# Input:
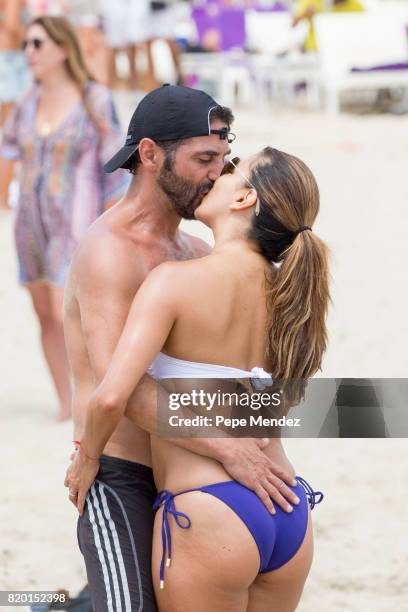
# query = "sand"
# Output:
<box><xmin>1</xmin><ymin>96</ymin><xmax>408</xmax><ymax>611</ymax></box>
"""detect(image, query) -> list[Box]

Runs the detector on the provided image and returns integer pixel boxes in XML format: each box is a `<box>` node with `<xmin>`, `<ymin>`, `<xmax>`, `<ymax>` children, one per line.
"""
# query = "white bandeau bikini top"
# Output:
<box><xmin>148</xmin><ymin>352</ymin><xmax>273</xmax><ymax>390</ymax></box>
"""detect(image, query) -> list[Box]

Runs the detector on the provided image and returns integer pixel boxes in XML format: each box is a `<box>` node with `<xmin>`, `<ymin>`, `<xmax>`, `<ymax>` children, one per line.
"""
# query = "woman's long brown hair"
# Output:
<box><xmin>248</xmin><ymin>147</ymin><xmax>330</xmax><ymax>383</ymax></box>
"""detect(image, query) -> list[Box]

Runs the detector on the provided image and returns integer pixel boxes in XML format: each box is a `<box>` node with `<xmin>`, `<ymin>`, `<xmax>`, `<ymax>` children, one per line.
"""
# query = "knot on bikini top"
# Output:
<box><xmin>250</xmin><ymin>367</ymin><xmax>274</xmax><ymax>391</ymax></box>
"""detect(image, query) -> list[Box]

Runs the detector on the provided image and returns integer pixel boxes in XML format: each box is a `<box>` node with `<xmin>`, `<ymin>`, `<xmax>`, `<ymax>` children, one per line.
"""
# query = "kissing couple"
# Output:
<box><xmin>65</xmin><ymin>85</ymin><xmax>328</xmax><ymax>612</ymax></box>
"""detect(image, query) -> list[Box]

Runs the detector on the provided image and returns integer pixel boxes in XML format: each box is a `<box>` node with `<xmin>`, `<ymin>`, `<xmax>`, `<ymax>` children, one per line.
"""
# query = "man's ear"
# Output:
<box><xmin>229</xmin><ymin>188</ymin><xmax>258</xmax><ymax>212</ymax></box>
<box><xmin>138</xmin><ymin>138</ymin><xmax>162</xmax><ymax>170</ymax></box>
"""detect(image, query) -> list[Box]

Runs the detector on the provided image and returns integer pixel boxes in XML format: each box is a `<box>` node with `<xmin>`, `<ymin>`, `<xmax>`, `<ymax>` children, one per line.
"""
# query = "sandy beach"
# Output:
<box><xmin>1</xmin><ymin>98</ymin><xmax>408</xmax><ymax>611</ymax></box>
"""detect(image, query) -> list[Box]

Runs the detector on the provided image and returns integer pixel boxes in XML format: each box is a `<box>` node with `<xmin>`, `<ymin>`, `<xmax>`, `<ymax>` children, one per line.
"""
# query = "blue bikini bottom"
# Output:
<box><xmin>153</xmin><ymin>476</ymin><xmax>323</xmax><ymax>588</ymax></box>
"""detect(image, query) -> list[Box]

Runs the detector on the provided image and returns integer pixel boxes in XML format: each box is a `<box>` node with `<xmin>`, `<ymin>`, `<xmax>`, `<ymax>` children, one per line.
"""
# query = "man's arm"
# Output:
<box><xmin>125</xmin><ymin>381</ymin><xmax>298</xmax><ymax>514</ymax></box>
<box><xmin>65</xmin><ymin>238</ymin><xmax>297</xmax><ymax>514</ymax></box>
<box><xmin>64</xmin><ymin>234</ymin><xmax>148</xmax><ymax>511</ymax></box>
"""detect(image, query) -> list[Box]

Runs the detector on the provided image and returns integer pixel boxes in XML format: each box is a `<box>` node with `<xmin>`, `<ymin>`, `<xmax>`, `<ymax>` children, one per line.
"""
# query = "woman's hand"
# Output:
<box><xmin>64</xmin><ymin>448</ymin><xmax>100</xmax><ymax>516</ymax></box>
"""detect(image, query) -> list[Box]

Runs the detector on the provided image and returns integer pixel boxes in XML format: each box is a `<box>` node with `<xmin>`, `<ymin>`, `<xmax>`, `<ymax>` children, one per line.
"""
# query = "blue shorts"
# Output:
<box><xmin>0</xmin><ymin>51</ymin><xmax>30</xmax><ymax>103</ymax></box>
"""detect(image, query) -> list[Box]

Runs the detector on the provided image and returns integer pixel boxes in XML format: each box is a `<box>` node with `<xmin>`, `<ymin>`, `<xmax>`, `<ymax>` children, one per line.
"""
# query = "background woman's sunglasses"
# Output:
<box><xmin>22</xmin><ymin>38</ymin><xmax>45</xmax><ymax>51</ymax></box>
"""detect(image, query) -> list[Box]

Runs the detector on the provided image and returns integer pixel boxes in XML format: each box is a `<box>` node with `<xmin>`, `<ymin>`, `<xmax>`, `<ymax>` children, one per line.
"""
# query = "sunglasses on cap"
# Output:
<box><xmin>22</xmin><ymin>38</ymin><xmax>46</xmax><ymax>51</ymax></box>
<box><xmin>210</xmin><ymin>127</ymin><xmax>236</xmax><ymax>144</ymax></box>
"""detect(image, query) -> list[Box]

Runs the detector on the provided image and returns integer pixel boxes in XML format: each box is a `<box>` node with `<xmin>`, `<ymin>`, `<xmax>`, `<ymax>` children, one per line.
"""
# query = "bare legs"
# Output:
<box><xmin>152</xmin><ymin>492</ymin><xmax>258</xmax><ymax>612</ymax></box>
<box><xmin>1</xmin><ymin>101</ymin><xmax>18</xmax><ymax>210</ymax></box>
<box><xmin>107</xmin><ymin>46</ymin><xmax>138</xmax><ymax>90</ymax></box>
<box><xmin>77</xmin><ymin>26</ymin><xmax>109</xmax><ymax>86</ymax></box>
<box><xmin>144</xmin><ymin>39</ymin><xmax>183</xmax><ymax>89</ymax></box>
<box><xmin>126</xmin><ymin>45</ymin><xmax>138</xmax><ymax>89</ymax></box>
<box><xmin>0</xmin><ymin>102</ymin><xmax>13</xmax><ymax>127</ymax></box>
<box><xmin>247</xmin><ymin>509</ymin><xmax>314</xmax><ymax>612</ymax></box>
<box><xmin>26</xmin><ymin>282</ymin><xmax>72</xmax><ymax>421</ymax></box>
<box><xmin>0</xmin><ymin>157</ymin><xmax>14</xmax><ymax>210</ymax></box>
<box><xmin>152</xmin><ymin>494</ymin><xmax>314</xmax><ymax>612</ymax></box>
<box><xmin>106</xmin><ymin>47</ymin><xmax>119</xmax><ymax>89</ymax></box>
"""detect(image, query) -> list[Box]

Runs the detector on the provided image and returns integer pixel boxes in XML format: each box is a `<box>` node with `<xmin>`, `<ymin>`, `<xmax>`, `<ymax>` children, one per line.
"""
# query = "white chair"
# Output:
<box><xmin>246</xmin><ymin>10</ymin><xmax>320</xmax><ymax>107</ymax></box>
<box><xmin>181</xmin><ymin>52</ymin><xmax>225</xmax><ymax>96</ymax></box>
<box><xmin>245</xmin><ymin>10</ymin><xmax>293</xmax><ymax>55</ymax></box>
<box><xmin>219</xmin><ymin>51</ymin><xmax>256</xmax><ymax>107</ymax></box>
<box><xmin>314</xmin><ymin>13</ymin><xmax>408</xmax><ymax>114</ymax></box>
<box><xmin>245</xmin><ymin>10</ymin><xmax>292</xmax><ymax>104</ymax></box>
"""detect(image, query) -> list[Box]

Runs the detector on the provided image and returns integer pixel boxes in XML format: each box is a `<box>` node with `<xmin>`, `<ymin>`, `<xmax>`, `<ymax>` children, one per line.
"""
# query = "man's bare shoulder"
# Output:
<box><xmin>179</xmin><ymin>230</ymin><xmax>212</xmax><ymax>258</ymax></box>
<box><xmin>70</xmin><ymin>223</ymin><xmax>145</xmax><ymax>298</ymax></box>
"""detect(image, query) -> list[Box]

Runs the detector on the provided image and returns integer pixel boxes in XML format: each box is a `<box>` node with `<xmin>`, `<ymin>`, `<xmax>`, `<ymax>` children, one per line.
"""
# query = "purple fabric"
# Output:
<box><xmin>192</xmin><ymin>7</ymin><xmax>246</xmax><ymax>50</ymax></box>
<box><xmin>192</xmin><ymin>3</ymin><xmax>289</xmax><ymax>51</ymax></box>
<box><xmin>351</xmin><ymin>63</ymin><xmax>408</xmax><ymax>73</ymax></box>
<box><xmin>255</xmin><ymin>3</ymin><xmax>288</xmax><ymax>12</ymax></box>
<box><xmin>219</xmin><ymin>9</ymin><xmax>246</xmax><ymax>50</ymax></box>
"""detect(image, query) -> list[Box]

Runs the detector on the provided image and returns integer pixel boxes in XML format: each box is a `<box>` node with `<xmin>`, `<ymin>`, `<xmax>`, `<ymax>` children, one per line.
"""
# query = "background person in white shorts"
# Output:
<box><xmin>146</xmin><ymin>0</ymin><xmax>183</xmax><ymax>87</ymax></box>
<box><xmin>100</xmin><ymin>0</ymin><xmax>150</xmax><ymax>89</ymax></box>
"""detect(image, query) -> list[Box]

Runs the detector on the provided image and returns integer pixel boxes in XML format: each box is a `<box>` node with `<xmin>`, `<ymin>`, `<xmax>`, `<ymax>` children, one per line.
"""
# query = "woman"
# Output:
<box><xmin>0</xmin><ymin>16</ymin><xmax>129</xmax><ymax>420</ymax></box>
<box><xmin>82</xmin><ymin>147</ymin><xmax>329</xmax><ymax>610</ymax></box>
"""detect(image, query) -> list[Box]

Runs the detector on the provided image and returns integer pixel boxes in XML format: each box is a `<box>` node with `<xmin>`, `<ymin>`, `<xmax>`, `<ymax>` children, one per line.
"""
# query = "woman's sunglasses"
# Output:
<box><xmin>221</xmin><ymin>156</ymin><xmax>241</xmax><ymax>176</ymax></box>
<box><xmin>22</xmin><ymin>38</ymin><xmax>45</xmax><ymax>51</ymax></box>
<box><xmin>221</xmin><ymin>156</ymin><xmax>260</xmax><ymax>215</ymax></box>
<box><xmin>222</xmin><ymin>156</ymin><xmax>256</xmax><ymax>189</ymax></box>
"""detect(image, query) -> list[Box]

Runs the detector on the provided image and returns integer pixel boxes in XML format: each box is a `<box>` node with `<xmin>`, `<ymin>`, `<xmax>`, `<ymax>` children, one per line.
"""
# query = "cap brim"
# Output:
<box><xmin>104</xmin><ymin>143</ymin><xmax>139</xmax><ymax>173</ymax></box>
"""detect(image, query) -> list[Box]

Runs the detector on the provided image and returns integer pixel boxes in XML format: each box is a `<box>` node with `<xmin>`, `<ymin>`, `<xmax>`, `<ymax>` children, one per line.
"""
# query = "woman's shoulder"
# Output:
<box><xmin>143</xmin><ymin>256</ymin><xmax>214</xmax><ymax>302</ymax></box>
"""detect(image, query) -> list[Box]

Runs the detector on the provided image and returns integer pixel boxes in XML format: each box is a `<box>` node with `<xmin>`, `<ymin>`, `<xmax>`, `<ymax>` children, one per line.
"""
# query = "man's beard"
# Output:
<box><xmin>158</xmin><ymin>163</ymin><xmax>213</xmax><ymax>220</ymax></box>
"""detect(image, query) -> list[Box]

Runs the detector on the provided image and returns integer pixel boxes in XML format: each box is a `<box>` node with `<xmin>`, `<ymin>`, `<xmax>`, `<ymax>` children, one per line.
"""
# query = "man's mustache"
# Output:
<box><xmin>196</xmin><ymin>181</ymin><xmax>214</xmax><ymax>197</ymax></box>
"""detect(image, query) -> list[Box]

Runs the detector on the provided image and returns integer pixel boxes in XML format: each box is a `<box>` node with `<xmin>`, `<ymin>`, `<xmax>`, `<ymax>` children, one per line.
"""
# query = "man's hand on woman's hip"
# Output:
<box><xmin>215</xmin><ymin>438</ymin><xmax>300</xmax><ymax>514</ymax></box>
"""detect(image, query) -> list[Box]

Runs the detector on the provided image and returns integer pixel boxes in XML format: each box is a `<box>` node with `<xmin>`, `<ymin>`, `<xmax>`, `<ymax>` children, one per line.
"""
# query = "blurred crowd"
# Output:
<box><xmin>0</xmin><ymin>0</ymin><xmax>405</xmax><ymax>420</ymax></box>
<box><xmin>1</xmin><ymin>0</ymin><xmax>377</xmax><ymax>126</ymax></box>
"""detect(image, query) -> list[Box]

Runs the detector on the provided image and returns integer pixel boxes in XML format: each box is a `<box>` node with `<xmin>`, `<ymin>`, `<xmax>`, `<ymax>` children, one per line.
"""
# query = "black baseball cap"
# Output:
<box><xmin>104</xmin><ymin>84</ymin><xmax>235</xmax><ymax>173</ymax></box>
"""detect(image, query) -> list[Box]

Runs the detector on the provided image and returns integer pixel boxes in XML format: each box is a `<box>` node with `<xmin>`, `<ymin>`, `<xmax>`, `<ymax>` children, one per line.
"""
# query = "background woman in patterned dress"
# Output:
<box><xmin>0</xmin><ymin>16</ymin><xmax>129</xmax><ymax>421</ymax></box>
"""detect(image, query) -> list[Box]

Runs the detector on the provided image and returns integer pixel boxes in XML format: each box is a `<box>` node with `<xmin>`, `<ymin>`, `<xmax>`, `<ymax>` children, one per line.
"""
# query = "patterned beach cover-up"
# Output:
<box><xmin>1</xmin><ymin>81</ymin><xmax>131</xmax><ymax>285</ymax></box>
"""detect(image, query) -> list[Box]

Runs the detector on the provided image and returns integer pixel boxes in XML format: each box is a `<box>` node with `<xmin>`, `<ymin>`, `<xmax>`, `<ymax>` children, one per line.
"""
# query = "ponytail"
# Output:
<box><xmin>265</xmin><ymin>229</ymin><xmax>330</xmax><ymax>380</ymax></box>
<box><xmin>248</xmin><ymin>147</ymin><xmax>330</xmax><ymax>383</ymax></box>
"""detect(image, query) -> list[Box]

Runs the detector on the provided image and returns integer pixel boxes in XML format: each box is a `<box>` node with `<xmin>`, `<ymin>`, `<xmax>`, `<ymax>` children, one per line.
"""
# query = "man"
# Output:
<box><xmin>64</xmin><ymin>85</ymin><xmax>298</xmax><ymax>611</ymax></box>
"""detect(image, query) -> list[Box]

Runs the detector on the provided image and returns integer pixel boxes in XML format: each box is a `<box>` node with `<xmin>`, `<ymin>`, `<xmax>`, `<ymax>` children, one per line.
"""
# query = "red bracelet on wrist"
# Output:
<box><xmin>72</xmin><ymin>440</ymin><xmax>98</xmax><ymax>460</ymax></box>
